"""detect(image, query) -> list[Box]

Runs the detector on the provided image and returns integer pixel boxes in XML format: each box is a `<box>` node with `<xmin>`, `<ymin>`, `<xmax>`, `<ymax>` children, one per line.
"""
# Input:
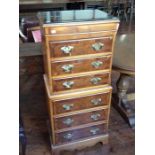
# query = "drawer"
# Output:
<box><xmin>55</xmin><ymin>123</ymin><xmax>108</xmax><ymax>144</ymax></box>
<box><xmin>54</xmin><ymin>109</ymin><xmax>108</xmax><ymax>130</ymax></box>
<box><xmin>44</xmin><ymin>23</ymin><xmax>118</xmax><ymax>35</ymax></box>
<box><xmin>51</xmin><ymin>55</ymin><xmax>111</xmax><ymax>76</ymax></box>
<box><xmin>46</xmin><ymin>31</ymin><xmax>116</xmax><ymax>42</ymax></box>
<box><xmin>52</xmin><ymin>72</ymin><xmax>110</xmax><ymax>92</ymax></box>
<box><xmin>53</xmin><ymin>90</ymin><xmax>111</xmax><ymax>115</ymax></box>
<box><xmin>49</xmin><ymin>37</ymin><xmax>113</xmax><ymax>58</ymax></box>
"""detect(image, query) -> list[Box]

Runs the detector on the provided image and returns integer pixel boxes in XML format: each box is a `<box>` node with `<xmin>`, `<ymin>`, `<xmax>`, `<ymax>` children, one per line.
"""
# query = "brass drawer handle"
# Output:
<box><xmin>91</xmin><ymin>61</ymin><xmax>103</xmax><ymax>68</ymax></box>
<box><xmin>63</xmin><ymin>81</ymin><xmax>74</xmax><ymax>89</ymax></box>
<box><xmin>90</xmin><ymin>128</ymin><xmax>100</xmax><ymax>135</ymax></box>
<box><xmin>63</xmin><ymin>133</ymin><xmax>73</xmax><ymax>140</ymax></box>
<box><xmin>90</xmin><ymin>114</ymin><xmax>101</xmax><ymax>121</ymax></box>
<box><xmin>62</xmin><ymin>104</ymin><xmax>74</xmax><ymax>111</ymax></box>
<box><xmin>61</xmin><ymin>46</ymin><xmax>74</xmax><ymax>54</ymax></box>
<box><xmin>91</xmin><ymin>98</ymin><xmax>102</xmax><ymax>106</ymax></box>
<box><xmin>62</xmin><ymin>64</ymin><xmax>74</xmax><ymax>72</ymax></box>
<box><xmin>63</xmin><ymin>118</ymin><xmax>74</xmax><ymax>126</ymax></box>
<box><xmin>92</xmin><ymin>42</ymin><xmax>104</xmax><ymax>51</ymax></box>
<box><xmin>90</xmin><ymin>77</ymin><xmax>101</xmax><ymax>85</ymax></box>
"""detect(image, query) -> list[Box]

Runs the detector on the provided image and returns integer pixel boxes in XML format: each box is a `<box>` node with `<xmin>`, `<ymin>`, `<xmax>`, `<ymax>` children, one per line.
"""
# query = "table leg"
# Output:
<box><xmin>113</xmin><ymin>73</ymin><xmax>135</xmax><ymax>129</ymax></box>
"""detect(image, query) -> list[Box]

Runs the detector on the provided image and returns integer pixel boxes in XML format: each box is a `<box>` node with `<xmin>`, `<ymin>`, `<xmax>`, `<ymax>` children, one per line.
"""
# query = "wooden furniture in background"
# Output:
<box><xmin>113</xmin><ymin>33</ymin><xmax>135</xmax><ymax>128</ymax></box>
<box><xmin>39</xmin><ymin>9</ymin><xmax>119</xmax><ymax>154</ymax></box>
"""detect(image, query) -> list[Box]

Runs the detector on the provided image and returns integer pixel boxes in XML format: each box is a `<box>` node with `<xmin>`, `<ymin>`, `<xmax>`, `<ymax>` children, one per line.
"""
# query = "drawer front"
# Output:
<box><xmin>54</xmin><ymin>109</ymin><xmax>108</xmax><ymax>130</ymax></box>
<box><xmin>52</xmin><ymin>73</ymin><xmax>110</xmax><ymax>92</ymax></box>
<box><xmin>46</xmin><ymin>31</ymin><xmax>115</xmax><ymax>42</ymax></box>
<box><xmin>53</xmin><ymin>91</ymin><xmax>111</xmax><ymax>115</ymax></box>
<box><xmin>51</xmin><ymin>56</ymin><xmax>111</xmax><ymax>76</ymax></box>
<box><xmin>55</xmin><ymin>123</ymin><xmax>108</xmax><ymax>144</ymax></box>
<box><xmin>44</xmin><ymin>23</ymin><xmax>118</xmax><ymax>35</ymax></box>
<box><xmin>49</xmin><ymin>37</ymin><xmax>113</xmax><ymax>58</ymax></box>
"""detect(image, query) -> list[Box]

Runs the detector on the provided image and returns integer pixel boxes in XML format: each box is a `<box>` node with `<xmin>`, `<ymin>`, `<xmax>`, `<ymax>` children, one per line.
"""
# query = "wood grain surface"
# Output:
<box><xmin>51</xmin><ymin>55</ymin><xmax>111</xmax><ymax>76</ymax></box>
<box><xmin>49</xmin><ymin>36</ymin><xmax>113</xmax><ymax>58</ymax></box>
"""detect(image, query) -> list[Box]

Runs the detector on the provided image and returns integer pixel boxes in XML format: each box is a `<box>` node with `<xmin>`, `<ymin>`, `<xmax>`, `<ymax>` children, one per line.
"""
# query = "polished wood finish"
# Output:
<box><xmin>44</xmin><ymin>74</ymin><xmax>112</xmax><ymax>146</ymax></box>
<box><xmin>44</xmin><ymin>74</ymin><xmax>112</xmax><ymax>101</ymax></box>
<box><xmin>46</xmin><ymin>31</ymin><xmax>116</xmax><ymax>42</ymax></box>
<box><xmin>44</xmin><ymin>23</ymin><xmax>118</xmax><ymax>35</ymax></box>
<box><xmin>51</xmin><ymin>55</ymin><xmax>111</xmax><ymax>76</ymax></box>
<box><xmin>52</xmin><ymin>72</ymin><xmax>110</xmax><ymax>92</ymax></box>
<box><xmin>54</xmin><ymin>109</ymin><xmax>108</xmax><ymax>130</ymax></box>
<box><xmin>49</xmin><ymin>37</ymin><xmax>113</xmax><ymax>58</ymax></box>
<box><xmin>52</xmin><ymin>90</ymin><xmax>111</xmax><ymax>115</ymax></box>
<box><xmin>54</xmin><ymin>123</ymin><xmax>108</xmax><ymax>145</ymax></box>
<box><xmin>41</xmin><ymin>10</ymin><xmax>119</xmax><ymax>154</ymax></box>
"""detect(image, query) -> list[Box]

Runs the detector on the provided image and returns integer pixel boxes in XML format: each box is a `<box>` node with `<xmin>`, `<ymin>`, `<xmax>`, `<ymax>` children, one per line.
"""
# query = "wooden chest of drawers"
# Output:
<box><xmin>39</xmin><ymin>9</ymin><xmax>119</xmax><ymax>154</ymax></box>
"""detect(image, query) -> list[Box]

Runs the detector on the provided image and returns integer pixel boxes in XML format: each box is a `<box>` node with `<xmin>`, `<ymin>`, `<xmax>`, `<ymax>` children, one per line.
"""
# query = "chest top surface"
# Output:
<box><xmin>37</xmin><ymin>9</ymin><xmax>119</xmax><ymax>26</ymax></box>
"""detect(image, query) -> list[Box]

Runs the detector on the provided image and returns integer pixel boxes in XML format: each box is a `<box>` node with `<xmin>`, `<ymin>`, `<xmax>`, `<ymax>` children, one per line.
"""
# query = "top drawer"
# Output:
<box><xmin>44</xmin><ymin>23</ymin><xmax>118</xmax><ymax>35</ymax></box>
<box><xmin>49</xmin><ymin>37</ymin><xmax>113</xmax><ymax>58</ymax></box>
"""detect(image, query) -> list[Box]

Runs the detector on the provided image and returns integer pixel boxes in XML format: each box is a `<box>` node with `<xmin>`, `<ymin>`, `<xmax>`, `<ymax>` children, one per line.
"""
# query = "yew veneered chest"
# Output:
<box><xmin>38</xmin><ymin>9</ymin><xmax>119</xmax><ymax>154</ymax></box>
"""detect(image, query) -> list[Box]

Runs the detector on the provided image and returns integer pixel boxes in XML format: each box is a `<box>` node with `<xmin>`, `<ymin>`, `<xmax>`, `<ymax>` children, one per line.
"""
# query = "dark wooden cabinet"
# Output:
<box><xmin>39</xmin><ymin>9</ymin><xmax>119</xmax><ymax>154</ymax></box>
